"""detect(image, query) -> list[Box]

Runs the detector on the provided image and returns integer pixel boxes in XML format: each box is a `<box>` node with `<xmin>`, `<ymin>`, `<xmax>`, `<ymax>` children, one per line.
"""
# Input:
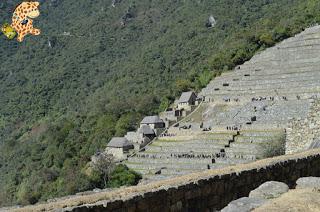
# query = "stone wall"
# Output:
<box><xmin>286</xmin><ymin>99</ymin><xmax>320</xmax><ymax>154</ymax></box>
<box><xmin>17</xmin><ymin>149</ymin><xmax>320</xmax><ymax>212</ymax></box>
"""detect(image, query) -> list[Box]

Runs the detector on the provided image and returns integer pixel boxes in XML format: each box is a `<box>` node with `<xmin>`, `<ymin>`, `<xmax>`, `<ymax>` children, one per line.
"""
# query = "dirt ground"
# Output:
<box><xmin>254</xmin><ymin>188</ymin><xmax>320</xmax><ymax>212</ymax></box>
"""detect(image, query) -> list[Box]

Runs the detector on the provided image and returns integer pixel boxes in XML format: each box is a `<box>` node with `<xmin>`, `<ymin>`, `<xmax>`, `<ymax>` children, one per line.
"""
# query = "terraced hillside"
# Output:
<box><xmin>125</xmin><ymin>25</ymin><xmax>320</xmax><ymax>182</ymax></box>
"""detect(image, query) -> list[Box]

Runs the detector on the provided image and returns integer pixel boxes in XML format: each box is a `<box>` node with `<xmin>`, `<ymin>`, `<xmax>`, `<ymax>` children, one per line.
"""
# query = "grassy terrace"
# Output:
<box><xmin>150</xmin><ymin>141</ymin><xmax>228</xmax><ymax>146</ymax></box>
<box><xmin>235</xmin><ymin>135</ymin><xmax>284</xmax><ymax>143</ymax></box>
<box><xmin>180</xmin><ymin>103</ymin><xmax>210</xmax><ymax>123</ymax></box>
<box><xmin>125</xmin><ymin>162</ymin><xmax>211</xmax><ymax>166</ymax></box>
<box><xmin>157</xmin><ymin>135</ymin><xmax>234</xmax><ymax>141</ymax></box>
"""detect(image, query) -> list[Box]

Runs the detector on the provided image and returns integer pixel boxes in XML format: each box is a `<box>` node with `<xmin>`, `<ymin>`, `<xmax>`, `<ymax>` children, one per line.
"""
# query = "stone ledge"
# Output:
<box><xmin>8</xmin><ymin>148</ymin><xmax>320</xmax><ymax>212</ymax></box>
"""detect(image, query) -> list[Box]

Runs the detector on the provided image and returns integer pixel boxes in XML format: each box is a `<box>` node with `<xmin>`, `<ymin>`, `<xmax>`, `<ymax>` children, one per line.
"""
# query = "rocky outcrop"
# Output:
<box><xmin>254</xmin><ymin>188</ymin><xmax>320</xmax><ymax>212</ymax></box>
<box><xmin>249</xmin><ymin>181</ymin><xmax>289</xmax><ymax>200</ymax></box>
<box><xmin>296</xmin><ymin>177</ymin><xmax>320</xmax><ymax>189</ymax></box>
<box><xmin>221</xmin><ymin>197</ymin><xmax>267</xmax><ymax>212</ymax></box>
<box><xmin>222</xmin><ymin>177</ymin><xmax>320</xmax><ymax>212</ymax></box>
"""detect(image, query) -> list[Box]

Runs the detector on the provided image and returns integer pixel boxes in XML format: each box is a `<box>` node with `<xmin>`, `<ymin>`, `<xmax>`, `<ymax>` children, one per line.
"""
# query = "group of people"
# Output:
<box><xmin>252</xmin><ymin>96</ymin><xmax>275</xmax><ymax>102</ymax></box>
<box><xmin>251</xmin><ymin>95</ymin><xmax>291</xmax><ymax>102</ymax></box>
<box><xmin>218</xmin><ymin>94</ymin><xmax>304</xmax><ymax>104</ymax></box>
<box><xmin>169</xmin><ymin>153</ymin><xmax>216</xmax><ymax>159</ymax></box>
<box><xmin>135</xmin><ymin>153</ymin><xmax>219</xmax><ymax>159</ymax></box>
<box><xmin>202</xmin><ymin>127</ymin><xmax>212</xmax><ymax>131</ymax></box>
<box><xmin>134</xmin><ymin>148</ymin><xmax>257</xmax><ymax>165</ymax></box>
<box><xmin>253</xmin><ymin>105</ymin><xmax>267</xmax><ymax>112</ymax></box>
<box><xmin>159</xmin><ymin>133</ymin><xmax>176</xmax><ymax>137</ymax></box>
<box><xmin>216</xmin><ymin>151</ymin><xmax>256</xmax><ymax>160</ymax></box>
<box><xmin>223</xmin><ymin>97</ymin><xmax>231</xmax><ymax>102</ymax></box>
<box><xmin>226</xmin><ymin>125</ymin><xmax>241</xmax><ymax>131</ymax></box>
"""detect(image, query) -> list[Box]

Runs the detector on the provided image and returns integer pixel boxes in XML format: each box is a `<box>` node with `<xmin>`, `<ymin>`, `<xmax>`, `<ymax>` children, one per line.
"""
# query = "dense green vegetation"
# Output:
<box><xmin>1</xmin><ymin>0</ymin><xmax>320</xmax><ymax>207</ymax></box>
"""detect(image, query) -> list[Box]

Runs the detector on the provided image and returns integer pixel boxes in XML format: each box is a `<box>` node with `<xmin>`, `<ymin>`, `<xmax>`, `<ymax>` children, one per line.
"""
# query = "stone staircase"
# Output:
<box><xmin>125</xmin><ymin>129</ymin><xmax>284</xmax><ymax>182</ymax></box>
<box><xmin>124</xmin><ymin>25</ymin><xmax>320</xmax><ymax>182</ymax></box>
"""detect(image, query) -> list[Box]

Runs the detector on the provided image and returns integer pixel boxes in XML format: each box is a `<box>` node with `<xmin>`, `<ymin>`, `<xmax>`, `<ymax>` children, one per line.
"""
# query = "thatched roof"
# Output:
<box><xmin>141</xmin><ymin>116</ymin><xmax>164</xmax><ymax>124</ymax></box>
<box><xmin>178</xmin><ymin>91</ymin><xmax>196</xmax><ymax>103</ymax></box>
<box><xmin>107</xmin><ymin>137</ymin><xmax>134</xmax><ymax>148</ymax></box>
<box><xmin>138</xmin><ymin>125</ymin><xmax>155</xmax><ymax>135</ymax></box>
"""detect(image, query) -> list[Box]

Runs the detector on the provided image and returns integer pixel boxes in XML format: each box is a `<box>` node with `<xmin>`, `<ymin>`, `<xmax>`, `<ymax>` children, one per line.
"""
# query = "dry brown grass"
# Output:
<box><xmin>6</xmin><ymin>148</ymin><xmax>320</xmax><ymax>212</ymax></box>
<box><xmin>254</xmin><ymin>188</ymin><xmax>320</xmax><ymax>212</ymax></box>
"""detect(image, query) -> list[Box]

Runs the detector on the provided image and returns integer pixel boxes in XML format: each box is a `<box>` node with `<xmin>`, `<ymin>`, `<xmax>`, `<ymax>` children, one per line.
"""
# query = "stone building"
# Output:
<box><xmin>140</xmin><ymin>116</ymin><xmax>165</xmax><ymax>129</ymax></box>
<box><xmin>177</xmin><ymin>91</ymin><xmax>198</xmax><ymax>110</ymax></box>
<box><xmin>160</xmin><ymin>108</ymin><xmax>183</xmax><ymax>125</ymax></box>
<box><xmin>124</xmin><ymin>132</ymin><xmax>140</xmax><ymax>143</ymax></box>
<box><xmin>106</xmin><ymin>137</ymin><xmax>134</xmax><ymax>160</ymax></box>
<box><xmin>140</xmin><ymin>116</ymin><xmax>166</xmax><ymax>136</ymax></box>
<box><xmin>138</xmin><ymin>125</ymin><xmax>156</xmax><ymax>140</ymax></box>
<box><xmin>125</xmin><ymin>125</ymin><xmax>156</xmax><ymax>150</ymax></box>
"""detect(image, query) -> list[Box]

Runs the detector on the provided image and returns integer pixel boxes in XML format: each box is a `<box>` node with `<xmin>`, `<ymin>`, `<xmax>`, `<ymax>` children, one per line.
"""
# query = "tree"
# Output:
<box><xmin>158</xmin><ymin>97</ymin><xmax>170</xmax><ymax>112</ymax></box>
<box><xmin>108</xmin><ymin>164</ymin><xmax>142</xmax><ymax>188</ymax></box>
<box><xmin>196</xmin><ymin>69</ymin><xmax>213</xmax><ymax>89</ymax></box>
<box><xmin>115</xmin><ymin>113</ymin><xmax>140</xmax><ymax>136</ymax></box>
<box><xmin>91</xmin><ymin>151</ymin><xmax>116</xmax><ymax>188</ymax></box>
<box><xmin>259</xmin><ymin>33</ymin><xmax>275</xmax><ymax>47</ymax></box>
<box><xmin>175</xmin><ymin>79</ymin><xmax>192</xmax><ymax>93</ymax></box>
<box><xmin>16</xmin><ymin>178</ymin><xmax>41</xmax><ymax>205</ymax></box>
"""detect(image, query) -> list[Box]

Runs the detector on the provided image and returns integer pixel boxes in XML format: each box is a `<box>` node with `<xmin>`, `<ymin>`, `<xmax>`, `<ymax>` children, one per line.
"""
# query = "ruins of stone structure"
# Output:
<box><xmin>106</xmin><ymin>137</ymin><xmax>134</xmax><ymax>160</ymax></box>
<box><xmin>106</xmin><ymin>115</ymin><xmax>168</xmax><ymax>160</ymax></box>
<box><xmin>124</xmin><ymin>25</ymin><xmax>320</xmax><ymax>182</ymax></box>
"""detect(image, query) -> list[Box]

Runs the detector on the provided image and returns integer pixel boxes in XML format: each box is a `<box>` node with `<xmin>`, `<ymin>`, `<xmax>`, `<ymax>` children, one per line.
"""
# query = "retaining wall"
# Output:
<box><xmin>286</xmin><ymin>99</ymin><xmax>320</xmax><ymax>154</ymax></box>
<box><xmin>15</xmin><ymin>149</ymin><xmax>320</xmax><ymax>212</ymax></box>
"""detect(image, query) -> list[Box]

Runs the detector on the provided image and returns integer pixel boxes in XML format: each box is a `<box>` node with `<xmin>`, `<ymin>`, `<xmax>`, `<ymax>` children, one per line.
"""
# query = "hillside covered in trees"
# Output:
<box><xmin>1</xmin><ymin>0</ymin><xmax>320</xmax><ymax>207</ymax></box>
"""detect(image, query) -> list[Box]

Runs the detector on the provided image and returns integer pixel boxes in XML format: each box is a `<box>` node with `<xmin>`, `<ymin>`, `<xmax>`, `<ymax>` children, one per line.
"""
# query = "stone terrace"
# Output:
<box><xmin>12</xmin><ymin>149</ymin><xmax>320</xmax><ymax>212</ymax></box>
<box><xmin>125</xmin><ymin>25</ymin><xmax>320</xmax><ymax>182</ymax></box>
<box><xmin>126</xmin><ymin>128</ymin><xmax>285</xmax><ymax>181</ymax></box>
<box><xmin>201</xmin><ymin>26</ymin><xmax>320</xmax><ymax>102</ymax></box>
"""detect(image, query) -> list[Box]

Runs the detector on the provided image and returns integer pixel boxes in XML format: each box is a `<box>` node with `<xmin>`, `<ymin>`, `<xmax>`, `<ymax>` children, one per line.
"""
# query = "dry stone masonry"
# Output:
<box><xmin>286</xmin><ymin>99</ymin><xmax>320</xmax><ymax>154</ymax></box>
<box><xmin>13</xmin><ymin>149</ymin><xmax>320</xmax><ymax>211</ymax></box>
<box><xmin>125</xmin><ymin>25</ymin><xmax>320</xmax><ymax>182</ymax></box>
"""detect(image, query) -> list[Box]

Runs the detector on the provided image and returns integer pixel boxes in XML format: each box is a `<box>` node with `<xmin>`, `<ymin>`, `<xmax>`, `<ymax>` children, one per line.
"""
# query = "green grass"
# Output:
<box><xmin>241</xmin><ymin>129</ymin><xmax>285</xmax><ymax>133</ymax></box>
<box><xmin>181</xmin><ymin>103</ymin><xmax>209</xmax><ymax>123</ymax></box>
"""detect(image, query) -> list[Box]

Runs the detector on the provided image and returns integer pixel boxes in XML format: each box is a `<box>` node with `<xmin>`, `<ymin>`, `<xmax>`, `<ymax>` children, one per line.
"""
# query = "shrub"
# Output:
<box><xmin>108</xmin><ymin>164</ymin><xmax>142</xmax><ymax>188</ymax></box>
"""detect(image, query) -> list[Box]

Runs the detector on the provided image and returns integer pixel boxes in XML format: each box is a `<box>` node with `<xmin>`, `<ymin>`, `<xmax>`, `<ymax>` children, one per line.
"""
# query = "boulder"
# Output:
<box><xmin>249</xmin><ymin>181</ymin><xmax>289</xmax><ymax>200</ymax></box>
<box><xmin>221</xmin><ymin>197</ymin><xmax>267</xmax><ymax>212</ymax></box>
<box><xmin>296</xmin><ymin>177</ymin><xmax>320</xmax><ymax>189</ymax></box>
<box><xmin>206</xmin><ymin>15</ymin><xmax>217</xmax><ymax>28</ymax></box>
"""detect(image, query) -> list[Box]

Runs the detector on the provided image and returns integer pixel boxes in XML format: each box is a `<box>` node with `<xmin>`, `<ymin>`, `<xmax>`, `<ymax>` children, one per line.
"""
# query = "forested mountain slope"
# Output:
<box><xmin>0</xmin><ymin>0</ymin><xmax>320</xmax><ymax>207</ymax></box>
